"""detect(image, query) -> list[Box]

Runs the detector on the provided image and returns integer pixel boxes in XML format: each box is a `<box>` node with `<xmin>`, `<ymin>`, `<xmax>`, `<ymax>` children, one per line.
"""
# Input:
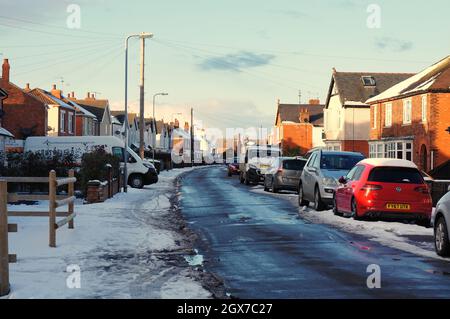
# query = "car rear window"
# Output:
<box><xmin>320</xmin><ymin>154</ymin><xmax>365</xmax><ymax>170</ymax></box>
<box><xmin>283</xmin><ymin>160</ymin><xmax>306</xmax><ymax>170</ymax></box>
<box><xmin>368</xmin><ymin>167</ymin><xmax>424</xmax><ymax>184</ymax></box>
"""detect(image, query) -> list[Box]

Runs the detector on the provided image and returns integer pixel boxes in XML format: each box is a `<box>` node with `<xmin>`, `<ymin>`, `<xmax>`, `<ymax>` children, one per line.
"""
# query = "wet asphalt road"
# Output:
<box><xmin>180</xmin><ymin>166</ymin><xmax>450</xmax><ymax>299</ymax></box>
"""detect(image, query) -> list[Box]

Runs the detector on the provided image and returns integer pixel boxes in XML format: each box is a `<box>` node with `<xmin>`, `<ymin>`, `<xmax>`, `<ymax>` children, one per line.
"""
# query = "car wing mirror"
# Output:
<box><xmin>338</xmin><ymin>176</ymin><xmax>347</xmax><ymax>184</ymax></box>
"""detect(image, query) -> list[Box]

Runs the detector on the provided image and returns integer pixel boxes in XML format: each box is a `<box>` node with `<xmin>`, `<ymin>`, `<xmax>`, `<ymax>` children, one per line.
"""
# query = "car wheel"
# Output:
<box><xmin>435</xmin><ymin>217</ymin><xmax>450</xmax><ymax>257</ymax></box>
<box><xmin>228</xmin><ymin>170</ymin><xmax>232</xmax><ymax>177</ymax></box>
<box><xmin>244</xmin><ymin>173</ymin><xmax>250</xmax><ymax>185</ymax></box>
<box><xmin>239</xmin><ymin>172</ymin><xmax>244</xmax><ymax>184</ymax></box>
<box><xmin>314</xmin><ymin>187</ymin><xmax>325</xmax><ymax>211</ymax></box>
<box><xmin>129</xmin><ymin>174</ymin><xmax>144</xmax><ymax>189</ymax></box>
<box><xmin>298</xmin><ymin>185</ymin><xmax>309</xmax><ymax>207</ymax></box>
<box><xmin>263</xmin><ymin>177</ymin><xmax>269</xmax><ymax>192</ymax></box>
<box><xmin>351</xmin><ymin>197</ymin><xmax>362</xmax><ymax>220</ymax></box>
<box><xmin>271</xmin><ymin>178</ymin><xmax>279</xmax><ymax>193</ymax></box>
<box><xmin>333</xmin><ymin>195</ymin><xmax>342</xmax><ymax>216</ymax></box>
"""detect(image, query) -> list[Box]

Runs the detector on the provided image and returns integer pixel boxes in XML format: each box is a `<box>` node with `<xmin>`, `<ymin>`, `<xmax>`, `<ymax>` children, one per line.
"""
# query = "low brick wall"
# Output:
<box><xmin>86</xmin><ymin>181</ymin><xmax>109</xmax><ymax>204</ymax></box>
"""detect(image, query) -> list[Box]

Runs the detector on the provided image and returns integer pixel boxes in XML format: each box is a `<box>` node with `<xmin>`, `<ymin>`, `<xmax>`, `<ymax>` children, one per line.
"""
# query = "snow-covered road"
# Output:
<box><xmin>5</xmin><ymin>167</ymin><xmax>215</xmax><ymax>299</ymax></box>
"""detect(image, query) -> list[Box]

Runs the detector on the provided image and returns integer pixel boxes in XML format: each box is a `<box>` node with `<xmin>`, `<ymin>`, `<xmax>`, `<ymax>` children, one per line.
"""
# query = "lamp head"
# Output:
<box><xmin>140</xmin><ymin>32</ymin><xmax>154</xmax><ymax>39</ymax></box>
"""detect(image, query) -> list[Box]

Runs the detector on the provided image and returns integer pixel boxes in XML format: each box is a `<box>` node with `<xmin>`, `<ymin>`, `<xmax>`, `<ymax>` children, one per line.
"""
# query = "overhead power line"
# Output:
<box><xmin>0</xmin><ymin>15</ymin><xmax>122</xmax><ymax>39</ymax></box>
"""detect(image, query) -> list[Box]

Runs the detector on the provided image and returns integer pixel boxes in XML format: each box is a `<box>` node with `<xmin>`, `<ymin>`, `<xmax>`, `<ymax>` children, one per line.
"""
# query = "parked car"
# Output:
<box><xmin>24</xmin><ymin>136</ymin><xmax>158</xmax><ymax>189</ymax></box>
<box><xmin>432</xmin><ymin>186</ymin><xmax>450</xmax><ymax>257</ymax></box>
<box><xmin>239</xmin><ymin>145</ymin><xmax>281</xmax><ymax>185</ymax></box>
<box><xmin>298</xmin><ymin>150</ymin><xmax>365</xmax><ymax>211</ymax></box>
<box><xmin>264</xmin><ymin>157</ymin><xmax>307</xmax><ymax>193</ymax></box>
<box><xmin>334</xmin><ymin>159</ymin><xmax>433</xmax><ymax>226</ymax></box>
<box><xmin>227</xmin><ymin>157</ymin><xmax>240</xmax><ymax>177</ymax></box>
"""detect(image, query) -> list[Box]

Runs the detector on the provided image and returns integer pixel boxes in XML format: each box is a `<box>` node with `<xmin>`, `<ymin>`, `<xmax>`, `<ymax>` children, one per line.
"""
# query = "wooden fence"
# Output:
<box><xmin>0</xmin><ymin>170</ymin><xmax>77</xmax><ymax>296</ymax></box>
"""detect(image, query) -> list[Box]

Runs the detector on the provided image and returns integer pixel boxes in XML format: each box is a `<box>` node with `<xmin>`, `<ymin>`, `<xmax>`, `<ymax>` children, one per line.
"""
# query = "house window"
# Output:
<box><xmin>60</xmin><ymin>110</ymin><xmax>66</xmax><ymax>133</ymax></box>
<box><xmin>384</xmin><ymin>103</ymin><xmax>392</xmax><ymax>127</ymax></box>
<box><xmin>362</xmin><ymin>76</ymin><xmax>376</xmax><ymax>86</ymax></box>
<box><xmin>372</xmin><ymin>105</ymin><xmax>378</xmax><ymax>129</ymax></box>
<box><xmin>68</xmin><ymin>112</ymin><xmax>73</xmax><ymax>134</ymax></box>
<box><xmin>403</xmin><ymin>99</ymin><xmax>412</xmax><ymax>125</ymax></box>
<box><xmin>421</xmin><ymin>95</ymin><xmax>427</xmax><ymax>123</ymax></box>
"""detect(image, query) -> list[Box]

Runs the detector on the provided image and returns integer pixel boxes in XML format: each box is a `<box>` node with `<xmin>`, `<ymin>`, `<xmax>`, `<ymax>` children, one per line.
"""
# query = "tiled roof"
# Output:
<box><xmin>326</xmin><ymin>71</ymin><xmax>414</xmax><ymax>108</ymax></box>
<box><xmin>276</xmin><ymin>103</ymin><xmax>324</xmax><ymax>126</ymax></box>
<box><xmin>27</xmin><ymin>89</ymin><xmax>75</xmax><ymax>110</ymax></box>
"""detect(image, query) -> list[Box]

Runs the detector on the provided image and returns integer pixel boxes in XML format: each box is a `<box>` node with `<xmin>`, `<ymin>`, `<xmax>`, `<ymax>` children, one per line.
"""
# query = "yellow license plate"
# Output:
<box><xmin>386</xmin><ymin>203</ymin><xmax>411</xmax><ymax>210</ymax></box>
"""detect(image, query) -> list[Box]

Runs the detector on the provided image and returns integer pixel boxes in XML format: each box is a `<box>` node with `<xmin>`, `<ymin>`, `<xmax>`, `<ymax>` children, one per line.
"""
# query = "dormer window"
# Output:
<box><xmin>362</xmin><ymin>76</ymin><xmax>376</xmax><ymax>87</ymax></box>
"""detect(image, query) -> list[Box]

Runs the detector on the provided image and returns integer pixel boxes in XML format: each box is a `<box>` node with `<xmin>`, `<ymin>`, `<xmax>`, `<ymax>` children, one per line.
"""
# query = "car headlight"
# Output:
<box><xmin>143</xmin><ymin>163</ymin><xmax>154</xmax><ymax>169</ymax></box>
<box><xmin>249</xmin><ymin>164</ymin><xmax>258</xmax><ymax>170</ymax></box>
<box><xmin>322</xmin><ymin>177</ymin><xmax>338</xmax><ymax>187</ymax></box>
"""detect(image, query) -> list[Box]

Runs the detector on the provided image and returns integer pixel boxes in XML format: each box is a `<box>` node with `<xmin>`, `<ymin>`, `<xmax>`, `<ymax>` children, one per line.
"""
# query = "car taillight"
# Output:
<box><xmin>277</xmin><ymin>168</ymin><xmax>283</xmax><ymax>173</ymax></box>
<box><xmin>361</xmin><ymin>184</ymin><xmax>383</xmax><ymax>191</ymax></box>
<box><xmin>414</xmin><ymin>186</ymin><xmax>430</xmax><ymax>194</ymax></box>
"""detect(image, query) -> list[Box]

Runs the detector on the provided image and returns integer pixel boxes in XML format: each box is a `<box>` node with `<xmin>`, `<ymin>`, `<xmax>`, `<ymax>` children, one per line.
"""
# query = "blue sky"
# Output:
<box><xmin>1</xmin><ymin>0</ymin><xmax>449</xmax><ymax>130</ymax></box>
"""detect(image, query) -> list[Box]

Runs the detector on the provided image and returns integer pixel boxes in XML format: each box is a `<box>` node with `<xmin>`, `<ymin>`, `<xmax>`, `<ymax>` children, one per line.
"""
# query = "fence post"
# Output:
<box><xmin>0</xmin><ymin>180</ymin><xmax>10</xmax><ymax>296</ymax></box>
<box><xmin>49</xmin><ymin>170</ymin><xmax>56</xmax><ymax>248</ymax></box>
<box><xmin>68</xmin><ymin>169</ymin><xmax>75</xmax><ymax>229</ymax></box>
<box><xmin>107</xmin><ymin>164</ymin><xmax>113</xmax><ymax>198</ymax></box>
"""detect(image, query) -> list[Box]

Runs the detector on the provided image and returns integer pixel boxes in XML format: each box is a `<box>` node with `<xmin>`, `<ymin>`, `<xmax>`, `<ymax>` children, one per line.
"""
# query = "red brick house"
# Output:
<box><xmin>272</xmin><ymin>99</ymin><xmax>325</xmax><ymax>155</ymax></box>
<box><xmin>323</xmin><ymin>69</ymin><xmax>414</xmax><ymax>157</ymax></box>
<box><xmin>0</xmin><ymin>59</ymin><xmax>48</xmax><ymax>139</ymax></box>
<box><xmin>367</xmin><ymin>55</ymin><xmax>450</xmax><ymax>173</ymax></box>
<box><xmin>27</xmin><ymin>85</ymin><xmax>76</xmax><ymax>137</ymax></box>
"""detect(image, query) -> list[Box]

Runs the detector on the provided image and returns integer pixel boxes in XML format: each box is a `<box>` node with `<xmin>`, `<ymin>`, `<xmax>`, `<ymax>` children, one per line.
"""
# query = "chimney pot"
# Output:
<box><xmin>2</xmin><ymin>58</ymin><xmax>10</xmax><ymax>84</ymax></box>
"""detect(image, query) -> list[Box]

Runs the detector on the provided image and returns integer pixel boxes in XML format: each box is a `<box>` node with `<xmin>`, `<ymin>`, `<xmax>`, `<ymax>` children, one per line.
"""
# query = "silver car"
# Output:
<box><xmin>432</xmin><ymin>186</ymin><xmax>450</xmax><ymax>257</ymax></box>
<box><xmin>264</xmin><ymin>157</ymin><xmax>306</xmax><ymax>193</ymax></box>
<box><xmin>298</xmin><ymin>150</ymin><xmax>365</xmax><ymax>211</ymax></box>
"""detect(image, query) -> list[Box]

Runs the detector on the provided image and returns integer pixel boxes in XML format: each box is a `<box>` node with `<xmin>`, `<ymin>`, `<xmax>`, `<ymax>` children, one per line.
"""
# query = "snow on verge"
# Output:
<box><xmin>5</xmin><ymin>167</ymin><xmax>212</xmax><ymax>299</ymax></box>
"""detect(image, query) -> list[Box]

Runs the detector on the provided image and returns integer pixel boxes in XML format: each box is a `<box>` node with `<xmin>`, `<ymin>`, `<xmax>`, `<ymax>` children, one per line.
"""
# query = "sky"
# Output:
<box><xmin>0</xmin><ymin>0</ymin><xmax>449</xmax><ymax>132</ymax></box>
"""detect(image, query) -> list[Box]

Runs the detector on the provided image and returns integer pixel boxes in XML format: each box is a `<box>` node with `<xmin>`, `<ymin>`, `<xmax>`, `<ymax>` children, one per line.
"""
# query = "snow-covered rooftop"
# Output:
<box><xmin>367</xmin><ymin>55</ymin><xmax>450</xmax><ymax>103</ymax></box>
<box><xmin>65</xmin><ymin>98</ymin><xmax>96</xmax><ymax>118</ymax></box>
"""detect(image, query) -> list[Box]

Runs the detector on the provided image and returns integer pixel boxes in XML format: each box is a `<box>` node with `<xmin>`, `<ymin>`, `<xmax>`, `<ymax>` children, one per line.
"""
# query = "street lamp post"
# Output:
<box><xmin>124</xmin><ymin>32</ymin><xmax>153</xmax><ymax>193</ymax></box>
<box><xmin>152</xmin><ymin>92</ymin><xmax>168</xmax><ymax>162</ymax></box>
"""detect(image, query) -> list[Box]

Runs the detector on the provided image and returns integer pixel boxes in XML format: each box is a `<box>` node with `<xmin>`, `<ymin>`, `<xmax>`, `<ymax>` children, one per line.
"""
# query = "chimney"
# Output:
<box><xmin>51</xmin><ymin>84</ymin><xmax>62</xmax><ymax>99</ymax></box>
<box><xmin>174</xmin><ymin>119</ymin><xmax>180</xmax><ymax>129</ymax></box>
<box><xmin>24</xmin><ymin>83</ymin><xmax>31</xmax><ymax>92</ymax></box>
<box><xmin>309</xmin><ymin>99</ymin><xmax>320</xmax><ymax>105</ymax></box>
<box><xmin>2</xmin><ymin>59</ymin><xmax>10</xmax><ymax>84</ymax></box>
<box><xmin>299</xmin><ymin>108</ymin><xmax>310</xmax><ymax>123</ymax></box>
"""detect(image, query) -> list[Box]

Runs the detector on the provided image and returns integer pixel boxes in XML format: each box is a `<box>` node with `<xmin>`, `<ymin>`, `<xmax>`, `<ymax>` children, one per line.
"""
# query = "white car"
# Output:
<box><xmin>432</xmin><ymin>186</ymin><xmax>450</xmax><ymax>257</ymax></box>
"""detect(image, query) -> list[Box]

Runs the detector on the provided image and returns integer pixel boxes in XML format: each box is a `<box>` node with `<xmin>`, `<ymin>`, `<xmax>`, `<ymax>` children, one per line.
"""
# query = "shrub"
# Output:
<box><xmin>79</xmin><ymin>146</ymin><xmax>120</xmax><ymax>194</ymax></box>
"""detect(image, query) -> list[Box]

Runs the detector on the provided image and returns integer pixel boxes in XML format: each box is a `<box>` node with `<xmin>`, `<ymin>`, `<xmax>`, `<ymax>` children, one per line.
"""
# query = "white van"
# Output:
<box><xmin>24</xmin><ymin>136</ymin><xmax>158</xmax><ymax>188</ymax></box>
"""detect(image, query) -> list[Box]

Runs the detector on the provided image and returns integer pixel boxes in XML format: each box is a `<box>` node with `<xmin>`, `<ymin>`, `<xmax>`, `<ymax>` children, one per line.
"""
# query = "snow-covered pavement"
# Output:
<box><xmin>250</xmin><ymin>185</ymin><xmax>444</xmax><ymax>262</ymax></box>
<box><xmin>5</xmin><ymin>167</ymin><xmax>215</xmax><ymax>299</ymax></box>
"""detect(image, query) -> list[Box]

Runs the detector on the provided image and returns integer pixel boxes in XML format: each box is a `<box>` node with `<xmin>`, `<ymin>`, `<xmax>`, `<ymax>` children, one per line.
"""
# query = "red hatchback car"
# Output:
<box><xmin>334</xmin><ymin>159</ymin><xmax>432</xmax><ymax>226</ymax></box>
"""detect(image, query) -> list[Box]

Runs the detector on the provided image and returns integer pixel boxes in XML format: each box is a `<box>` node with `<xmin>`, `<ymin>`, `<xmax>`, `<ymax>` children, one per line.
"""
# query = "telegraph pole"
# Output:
<box><xmin>139</xmin><ymin>37</ymin><xmax>146</xmax><ymax>159</ymax></box>
<box><xmin>190</xmin><ymin>107</ymin><xmax>194</xmax><ymax>167</ymax></box>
